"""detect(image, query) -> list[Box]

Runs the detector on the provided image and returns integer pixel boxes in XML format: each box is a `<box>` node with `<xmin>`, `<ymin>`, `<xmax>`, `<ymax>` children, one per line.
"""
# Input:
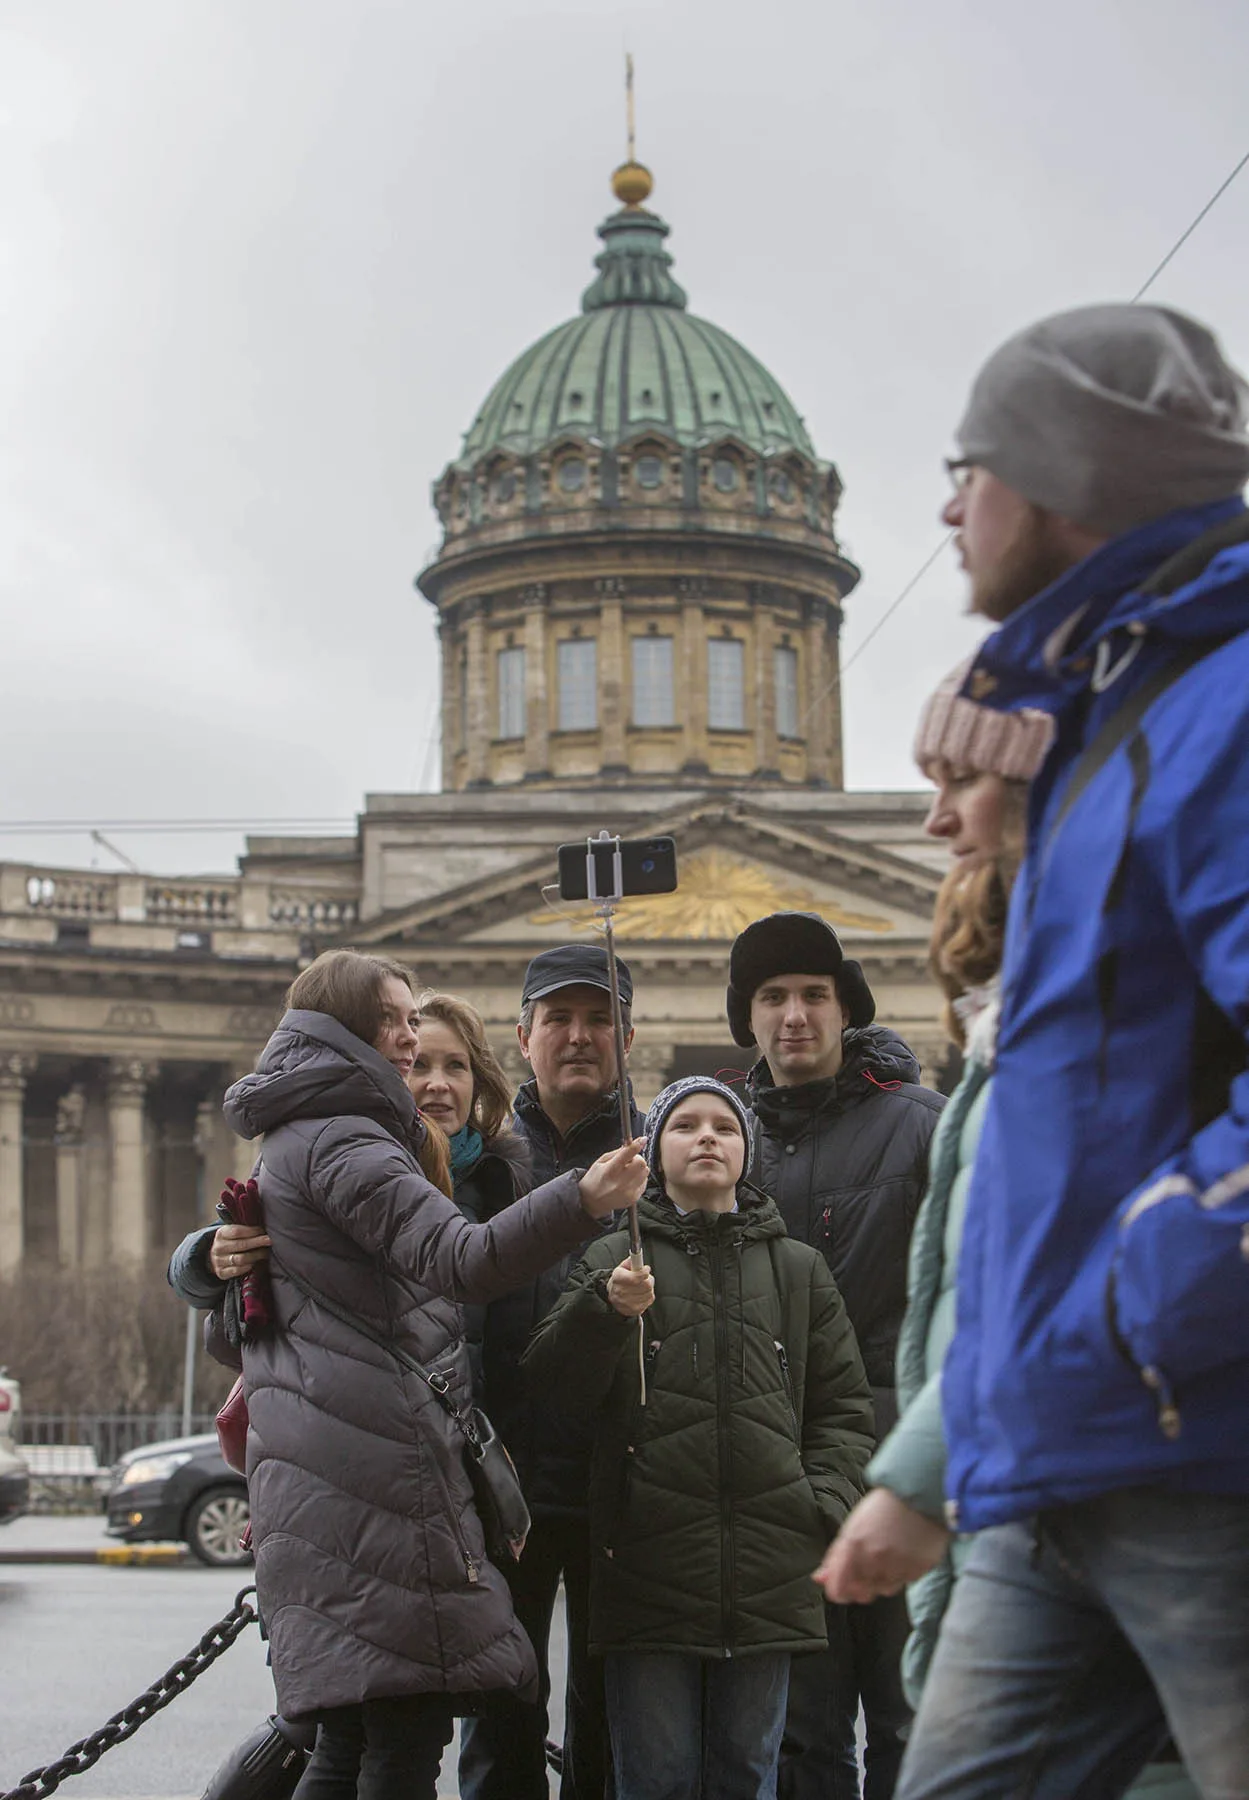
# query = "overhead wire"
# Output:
<box><xmin>813</xmin><ymin>140</ymin><xmax>1249</xmax><ymax>707</ymax></box>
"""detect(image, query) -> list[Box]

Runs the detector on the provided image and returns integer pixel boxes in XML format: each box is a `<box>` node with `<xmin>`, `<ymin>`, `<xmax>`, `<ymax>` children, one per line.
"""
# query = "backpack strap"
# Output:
<box><xmin>1042</xmin><ymin>510</ymin><xmax>1249</xmax><ymax>852</ymax></box>
<box><xmin>1043</xmin><ymin>635</ymin><xmax>1232</xmax><ymax>852</ymax></box>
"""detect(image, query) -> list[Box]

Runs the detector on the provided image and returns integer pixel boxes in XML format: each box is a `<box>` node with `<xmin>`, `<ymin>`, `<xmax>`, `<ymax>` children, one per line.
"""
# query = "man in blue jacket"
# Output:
<box><xmin>892</xmin><ymin>304</ymin><xmax>1249</xmax><ymax>1799</ymax></box>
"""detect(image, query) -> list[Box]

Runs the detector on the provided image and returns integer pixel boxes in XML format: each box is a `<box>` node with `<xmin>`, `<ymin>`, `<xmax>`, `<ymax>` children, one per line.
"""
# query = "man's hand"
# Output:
<box><xmin>606</xmin><ymin>1258</ymin><xmax>655</xmax><ymax>1318</ymax></box>
<box><xmin>578</xmin><ymin>1138</ymin><xmax>649</xmax><ymax>1219</ymax></box>
<box><xmin>210</xmin><ymin>1222</ymin><xmax>272</xmax><ymax>1283</ymax></box>
<box><xmin>814</xmin><ymin>1486</ymin><xmax>951</xmax><ymax>1604</ymax></box>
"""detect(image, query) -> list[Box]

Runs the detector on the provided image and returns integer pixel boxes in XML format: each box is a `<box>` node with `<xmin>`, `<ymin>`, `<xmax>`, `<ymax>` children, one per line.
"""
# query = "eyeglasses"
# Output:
<box><xmin>944</xmin><ymin>457</ymin><xmax>976</xmax><ymax>495</ymax></box>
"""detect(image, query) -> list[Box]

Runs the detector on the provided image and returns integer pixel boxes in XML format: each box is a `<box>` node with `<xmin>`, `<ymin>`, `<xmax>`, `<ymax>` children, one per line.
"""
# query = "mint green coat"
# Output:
<box><xmin>868</xmin><ymin>1053</ymin><xmax>1197</xmax><ymax>1798</ymax></box>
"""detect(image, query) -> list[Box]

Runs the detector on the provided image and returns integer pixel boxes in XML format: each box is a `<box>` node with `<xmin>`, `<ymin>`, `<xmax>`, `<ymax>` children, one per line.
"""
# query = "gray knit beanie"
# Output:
<box><xmin>644</xmin><ymin>1076</ymin><xmax>753</xmax><ymax>1188</ymax></box>
<box><xmin>957</xmin><ymin>304</ymin><xmax>1249</xmax><ymax>537</ymax></box>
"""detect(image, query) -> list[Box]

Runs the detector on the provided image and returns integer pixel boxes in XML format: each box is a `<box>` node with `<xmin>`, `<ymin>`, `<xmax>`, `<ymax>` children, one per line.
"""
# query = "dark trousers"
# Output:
<box><xmin>779</xmin><ymin>1595</ymin><xmax>912</xmax><ymax>1800</ymax></box>
<box><xmin>293</xmin><ymin>1695</ymin><xmax>453</xmax><ymax>1800</ymax></box>
<box><xmin>459</xmin><ymin>1513</ymin><xmax>609</xmax><ymax>1800</ymax></box>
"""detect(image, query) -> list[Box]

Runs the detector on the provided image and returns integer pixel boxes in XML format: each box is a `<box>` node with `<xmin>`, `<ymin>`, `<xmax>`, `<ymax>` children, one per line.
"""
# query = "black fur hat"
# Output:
<box><xmin>725</xmin><ymin>911</ymin><xmax>876</xmax><ymax>1048</ymax></box>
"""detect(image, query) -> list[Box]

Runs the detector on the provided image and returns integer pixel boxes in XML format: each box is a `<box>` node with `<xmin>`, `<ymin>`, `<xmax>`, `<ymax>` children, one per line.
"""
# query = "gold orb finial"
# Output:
<box><xmin>611</xmin><ymin>52</ymin><xmax>653</xmax><ymax>209</ymax></box>
<box><xmin>612</xmin><ymin>160</ymin><xmax>653</xmax><ymax>208</ymax></box>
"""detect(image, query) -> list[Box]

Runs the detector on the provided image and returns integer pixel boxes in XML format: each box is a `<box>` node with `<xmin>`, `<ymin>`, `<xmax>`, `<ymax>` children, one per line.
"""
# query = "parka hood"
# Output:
<box><xmin>747</xmin><ymin>1024</ymin><xmax>922</xmax><ymax>1120</ymax></box>
<box><xmin>223</xmin><ymin>1008</ymin><xmax>423</xmax><ymax>1152</ymax></box>
<box><xmin>637</xmin><ymin>1180</ymin><xmax>787</xmax><ymax>1246</ymax></box>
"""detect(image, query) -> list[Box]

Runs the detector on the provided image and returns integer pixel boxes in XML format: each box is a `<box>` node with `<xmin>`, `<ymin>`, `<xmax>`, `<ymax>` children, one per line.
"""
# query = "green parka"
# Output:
<box><xmin>523</xmin><ymin>1184</ymin><xmax>874</xmax><ymax>1659</ymax></box>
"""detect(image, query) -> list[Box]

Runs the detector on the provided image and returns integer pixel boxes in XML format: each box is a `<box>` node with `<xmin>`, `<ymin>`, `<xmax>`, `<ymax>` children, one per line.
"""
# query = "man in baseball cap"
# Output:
<box><xmin>460</xmin><ymin>940</ymin><xmax>642</xmax><ymax>1800</ymax></box>
<box><xmin>728</xmin><ymin>912</ymin><xmax>944</xmax><ymax>1800</ymax></box>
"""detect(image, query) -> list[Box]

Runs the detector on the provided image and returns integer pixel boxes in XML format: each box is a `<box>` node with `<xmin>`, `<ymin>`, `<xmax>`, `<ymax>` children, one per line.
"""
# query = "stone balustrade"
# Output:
<box><xmin>1</xmin><ymin>863</ymin><xmax>359</xmax><ymax>944</ymax></box>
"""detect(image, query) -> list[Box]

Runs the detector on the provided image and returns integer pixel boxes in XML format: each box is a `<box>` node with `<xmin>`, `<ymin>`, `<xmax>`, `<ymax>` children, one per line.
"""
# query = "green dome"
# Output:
<box><xmin>456</xmin><ymin>208</ymin><xmax>815</xmax><ymax>468</ymax></box>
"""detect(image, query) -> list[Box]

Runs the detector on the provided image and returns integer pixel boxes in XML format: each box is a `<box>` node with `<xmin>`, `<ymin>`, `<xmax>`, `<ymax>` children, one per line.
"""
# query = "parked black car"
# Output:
<box><xmin>0</xmin><ymin>1370</ymin><xmax>29</xmax><ymax>1526</ymax></box>
<box><xmin>104</xmin><ymin>1433</ymin><xmax>250</xmax><ymax>1567</ymax></box>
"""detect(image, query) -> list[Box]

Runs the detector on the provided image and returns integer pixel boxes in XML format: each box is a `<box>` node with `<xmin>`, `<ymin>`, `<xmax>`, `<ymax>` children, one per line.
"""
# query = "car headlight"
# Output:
<box><xmin>119</xmin><ymin>1452</ymin><xmax>195</xmax><ymax>1487</ymax></box>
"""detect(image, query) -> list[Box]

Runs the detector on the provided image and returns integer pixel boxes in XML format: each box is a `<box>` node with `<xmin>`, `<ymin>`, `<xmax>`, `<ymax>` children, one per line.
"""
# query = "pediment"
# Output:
<box><xmin>349</xmin><ymin>799</ymin><xmax>939</xmax><ymax>951</ymax></box>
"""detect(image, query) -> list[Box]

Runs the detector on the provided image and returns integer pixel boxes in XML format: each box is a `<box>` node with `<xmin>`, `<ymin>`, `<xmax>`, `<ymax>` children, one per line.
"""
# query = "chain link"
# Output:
<box><xmin>3</xmin><ymin>1585</ymin><xmax>259</xmax><ymax>1800</ymax></box>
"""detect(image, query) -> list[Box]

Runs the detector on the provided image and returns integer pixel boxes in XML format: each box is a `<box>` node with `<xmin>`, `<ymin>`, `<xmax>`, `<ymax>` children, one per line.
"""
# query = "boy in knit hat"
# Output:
<box><xmin>892</xmin><ymin>304</ymin><xmax>1249</xmax><ymax>1797</ymax></box>
<box><xmin>524</xmin><ymin>1076</ymin><xmax>873</xmax><ymax>1800</ymax></box>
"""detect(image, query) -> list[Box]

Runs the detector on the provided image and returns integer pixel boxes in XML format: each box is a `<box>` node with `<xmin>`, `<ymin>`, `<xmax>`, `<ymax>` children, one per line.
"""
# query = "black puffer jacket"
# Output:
<box><xmin>453</xmin><ymin>1137</ymin><xmax>530</xmax><ymax>1399</ymax></box>
<box><xmin>747</xmin><ymin>1027</ymin><xmax>944</xmax><ymax>1427</ymax></box>
<box><xmin>523</xmin><ymin>1185</ymin><xmax>873</xmax><ymax>1656</ymax></box>
<box><xmin>486</xmin><ymin>1078</ymin><xmax>644</xmax><ymax>1520</ymax></box>
<box><xmin>224</xmin><ymin>1009</ymin><xmax>598</xmax><ymax>1719</ymax></box>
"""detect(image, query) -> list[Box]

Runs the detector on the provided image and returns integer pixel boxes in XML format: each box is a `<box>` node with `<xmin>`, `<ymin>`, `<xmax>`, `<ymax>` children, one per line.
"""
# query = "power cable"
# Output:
<box><xmin>1131</xmin><ymin>148</ymin><xmax>1249</xmax><ymax>303</ymax></box>
<box><xmin>825</xmin><ymin>141</ymin><xmax>1249</xmax><ymax>694</ymax></box>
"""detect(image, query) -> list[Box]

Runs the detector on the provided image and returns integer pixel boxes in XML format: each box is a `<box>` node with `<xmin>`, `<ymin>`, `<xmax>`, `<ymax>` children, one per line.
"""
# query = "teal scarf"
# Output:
<box><xmin>448</xmin><ymin>1123</ymin><xmax>484</xmax><ymax>1179</ymax></box>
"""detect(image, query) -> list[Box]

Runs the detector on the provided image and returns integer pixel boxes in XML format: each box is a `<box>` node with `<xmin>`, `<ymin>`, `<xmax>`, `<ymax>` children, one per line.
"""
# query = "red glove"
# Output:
<box><xmin>218</xmin><ymin>1177</ymin><xmax>273</xmax><ymax>1332</ymax></box>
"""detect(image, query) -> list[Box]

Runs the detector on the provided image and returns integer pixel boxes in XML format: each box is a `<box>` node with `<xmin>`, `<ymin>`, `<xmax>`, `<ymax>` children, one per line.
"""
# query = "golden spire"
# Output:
<box><xmin>611</xmin><ymin>52</ymin><xmax>653</xmax><ymax>209</ymax></box>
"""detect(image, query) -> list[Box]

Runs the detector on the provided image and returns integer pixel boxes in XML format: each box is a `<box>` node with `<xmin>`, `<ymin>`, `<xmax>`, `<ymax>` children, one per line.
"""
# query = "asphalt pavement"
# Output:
<box><xmin>0</xmin><ymin>1518</ymin><xmax>566</xmax><ymax>1798</ymax></box>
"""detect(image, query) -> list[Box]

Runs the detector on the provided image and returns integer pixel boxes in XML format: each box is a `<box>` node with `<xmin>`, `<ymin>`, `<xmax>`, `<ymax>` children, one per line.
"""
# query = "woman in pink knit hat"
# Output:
<box><xmin>813</xmin><ymin>660</ymin><xmax>1193</xmax><ymax>1798</ymax></box>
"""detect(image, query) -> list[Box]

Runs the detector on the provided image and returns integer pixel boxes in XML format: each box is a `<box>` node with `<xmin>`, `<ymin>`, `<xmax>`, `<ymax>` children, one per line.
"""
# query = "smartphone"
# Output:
<box><xmin>556</xmin><ymin>835</ymin><xmax>678</xmax><ymax>902</ymax></box>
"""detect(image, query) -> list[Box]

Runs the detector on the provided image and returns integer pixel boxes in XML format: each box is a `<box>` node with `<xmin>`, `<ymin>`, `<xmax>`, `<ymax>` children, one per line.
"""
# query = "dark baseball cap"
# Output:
<box><xmin>521</xmin><ymin>944</ymin><xmax>634</xmax><ymax>1009</ymax></box>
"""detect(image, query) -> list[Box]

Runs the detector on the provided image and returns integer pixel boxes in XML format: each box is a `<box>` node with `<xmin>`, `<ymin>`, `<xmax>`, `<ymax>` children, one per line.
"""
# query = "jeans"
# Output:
<box><xmin>459</xmin><ymin>1514</ymin><xmax>608</xmax><ymax>1800</ymax></box>
<box><xmin>780</xmin><ymin>1595</ymin><xmax>912</xmax><ymax>1800</ymax></box>
<box><xmin>292</xmin><ymin>1695</ymin><xmax>453</xmax><ymax>1800</ymax></box>
<box><xmin>896</xmin><ymin>1489</ymin><xmax>1249</xmax><ymax>1800</ymax></box>
<box><xmin>604</xmin><ymin>1651</ymin><xmax>790</xmax><ymax>1800</ymax></box>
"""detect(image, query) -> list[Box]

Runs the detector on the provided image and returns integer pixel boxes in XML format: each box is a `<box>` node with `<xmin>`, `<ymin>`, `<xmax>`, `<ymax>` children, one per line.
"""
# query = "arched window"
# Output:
<box><xmin>558</xmin><ymin>638</ymin><xmax>597</xmax><ymax>730</ymax></box>
<box><xmin>707</xmin><ymin>638</ymin><xmax>745</xmax><ymax>730</ymax></box>
<box><xmin>775</xmin><ymin>644</ymin><xmax>800</xmax><ymax>739</ymax></box>
<box><xmin>632</xmin><ymin>636</ymin><xmax>675</xmax><ymax>725</ymax></box>
<box><xmin>497</xmin><ymin>646</ymin><xmax>526</xmax><ymax>739</ymax></box>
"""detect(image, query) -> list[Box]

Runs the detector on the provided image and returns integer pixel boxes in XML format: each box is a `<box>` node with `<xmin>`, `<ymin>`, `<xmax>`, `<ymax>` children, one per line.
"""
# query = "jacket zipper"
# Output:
<box><xmin>710</xmin><ymin>1234</ymin><xmax>736</xmax><ymax>1656</ymax></box>
<box><xmin>774</xmin><ymin>1339</ymin><xmax>799</xmax><ymax>1438</ymax></box>
<box><xmin>1140</xmin><ymin>1364</ymin><xmax>1181</xmax><ymax>1440</ymax></box>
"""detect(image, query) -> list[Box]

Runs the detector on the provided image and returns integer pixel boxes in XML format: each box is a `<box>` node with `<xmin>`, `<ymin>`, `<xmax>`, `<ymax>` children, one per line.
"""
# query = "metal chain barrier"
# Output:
<box><xmin>3</xmin><ymin>1585</ymin><xmax>259</xmax><ymax>1800</ymax></box>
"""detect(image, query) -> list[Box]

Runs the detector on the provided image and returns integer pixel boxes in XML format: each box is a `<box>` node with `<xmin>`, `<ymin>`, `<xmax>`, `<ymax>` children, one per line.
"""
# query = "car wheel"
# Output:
<box><xmin>184</xmin><ymin>1484</ymin><xmax>251</xmax><ymax>1567</ymax></box>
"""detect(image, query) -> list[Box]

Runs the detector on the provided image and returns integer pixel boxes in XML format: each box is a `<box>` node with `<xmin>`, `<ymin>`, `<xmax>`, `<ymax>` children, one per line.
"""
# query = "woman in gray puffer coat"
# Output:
<box><xmin>225</xmin><ymin>950</ymin><xmax>646</xmax><ymax>1800</ymax></box>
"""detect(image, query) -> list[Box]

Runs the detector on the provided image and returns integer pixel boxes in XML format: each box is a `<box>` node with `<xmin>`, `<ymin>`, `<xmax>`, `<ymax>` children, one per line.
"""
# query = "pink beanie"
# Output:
<box><xmin>913</xmin><ymin>656</ymin><xmax>1053</xmax><ymax>781</ymax></box>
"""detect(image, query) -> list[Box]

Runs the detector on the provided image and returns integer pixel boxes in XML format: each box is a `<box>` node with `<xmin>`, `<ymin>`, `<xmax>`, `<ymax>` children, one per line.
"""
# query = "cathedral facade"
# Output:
<box><xmin>0</xmin><ymin>163</ymin><xmax>944</xmax><ymax>1274</ymax></box>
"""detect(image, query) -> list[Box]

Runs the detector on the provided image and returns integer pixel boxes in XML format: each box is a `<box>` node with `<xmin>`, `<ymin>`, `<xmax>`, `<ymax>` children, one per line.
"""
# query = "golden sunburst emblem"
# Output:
<box><xmin>530</xmin><ymin>847</ymin><xmax>894</xmax><ymax>941</ymax></box>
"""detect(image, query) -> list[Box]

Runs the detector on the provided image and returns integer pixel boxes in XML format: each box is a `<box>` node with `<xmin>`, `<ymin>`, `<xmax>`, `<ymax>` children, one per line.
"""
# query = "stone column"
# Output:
<box><xmin>438</xmin><ymin>618</ymin><xmax>460</xmax><ymax>791</ymax></box>
<box><xmin>804</xmin><ymin>600</ymin><xmax>832</xmax><ymax>784</ymax></box>
<box><xmin>54</xmin><ymin>1085</ymin><xmax>86</xmax><ymax>1267</ymax></box>
<box><xmin>626</xmin><ymin>1040</ymin><xmax>673</xmax><ymax>1111</ymax></box>
<box><xmin>195</xmin><ymin>1093</ymin><xmax>238</xmax><ymax>1217</ymax></box>
<box><xmin>523</xmin><ymin>594</ymin><xmax>551</xmax><ymax>779</ymax></box>
<box><xmin>680</xmin><ymin>602</ymin><xmax>708</xmax><ymax>775</ymax></box>
<box><xmin>0</xmin><ymin>1054</ymin><xmax>35</xmax><ymax>1275</ymax></box>
<box><xmin>598</xmin><ymin>597</ymin><xmax>627</xmax><ymax>773</ymax></box>
<box><xmin>754</xmin><ymin>607</ymin><xmax>779</xmax><ymax>777</ymax></box>
<box><xmin>108</xmin><ymin>1059</ymin><xmax>158</xmax><ymax>1261</ymax></box>
<box><xmin>463</xmin><ymin>604</ymin><xmax>490</xmax><ymax>786</ymax></box>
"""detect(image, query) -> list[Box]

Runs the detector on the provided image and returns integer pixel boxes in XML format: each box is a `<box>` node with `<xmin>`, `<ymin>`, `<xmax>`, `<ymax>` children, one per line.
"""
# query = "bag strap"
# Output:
<box><xmin>274</xmin><ymin>1254</ymin><xmax>480</xmax><ymax>1447</ymax></box>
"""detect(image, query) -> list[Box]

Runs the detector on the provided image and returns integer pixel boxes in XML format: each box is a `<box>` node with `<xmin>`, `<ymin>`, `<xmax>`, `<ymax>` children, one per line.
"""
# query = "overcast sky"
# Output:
<box><xmin>3</xmin><ymin>0</ymin><xmax>1248</xmax><ymax>877</ymax></box>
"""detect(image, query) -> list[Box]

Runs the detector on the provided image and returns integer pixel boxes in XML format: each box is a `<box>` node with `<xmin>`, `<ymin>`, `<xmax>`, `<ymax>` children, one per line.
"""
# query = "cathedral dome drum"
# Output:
<box><xmin>418</xmin><ymin>165</ymin><xmax>860</xmax><ymax>795</ymax></box>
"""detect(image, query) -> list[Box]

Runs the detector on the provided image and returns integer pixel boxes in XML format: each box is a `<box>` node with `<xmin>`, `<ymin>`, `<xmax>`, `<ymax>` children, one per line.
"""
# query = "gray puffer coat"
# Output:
<box><xmin>224</xmin><ymin>1008</ymin><xmax>597</xmax><ymax>1720</ymax></box>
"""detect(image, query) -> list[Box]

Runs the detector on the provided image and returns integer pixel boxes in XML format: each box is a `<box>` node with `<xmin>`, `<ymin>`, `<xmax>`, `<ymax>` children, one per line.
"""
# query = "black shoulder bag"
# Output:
<box><xmin>278</xmin><ymin>1260</ymin><xmax>531</xmax><ymax>1563</ymax></box>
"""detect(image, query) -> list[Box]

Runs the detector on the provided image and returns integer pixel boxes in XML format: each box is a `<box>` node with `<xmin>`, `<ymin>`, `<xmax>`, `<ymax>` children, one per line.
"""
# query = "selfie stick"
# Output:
<box><xmin>584</xmin><ymin>831</ymin><xmax>645</xmax><ymax>1273</ymax></box>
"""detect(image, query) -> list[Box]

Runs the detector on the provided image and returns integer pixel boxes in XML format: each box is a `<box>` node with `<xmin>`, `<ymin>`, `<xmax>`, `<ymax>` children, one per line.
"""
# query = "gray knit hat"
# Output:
<box><xmin>957</xmin><ymin>303</ymin><xmax>1249</xmax><ymax>537</ymax></box>
<box><xmin>644</xmin><ymin>1076</ymin><xmax>753</xmax><ymax>1187</ymax></box>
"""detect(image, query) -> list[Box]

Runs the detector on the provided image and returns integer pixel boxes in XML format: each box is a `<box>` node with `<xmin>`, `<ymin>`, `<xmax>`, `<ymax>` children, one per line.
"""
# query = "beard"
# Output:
<box><xmin>970</xmin><ymin>505</ymin><xmax>1081</xmax><ymax>622</ymax></box>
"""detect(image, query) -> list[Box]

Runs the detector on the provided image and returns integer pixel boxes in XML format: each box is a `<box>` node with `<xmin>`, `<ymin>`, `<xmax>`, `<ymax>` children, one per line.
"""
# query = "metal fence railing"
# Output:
<box><xmin>20</xmin><ymin>1411</ymin><xmax>219</xmax><ymax>1475</ymax></box>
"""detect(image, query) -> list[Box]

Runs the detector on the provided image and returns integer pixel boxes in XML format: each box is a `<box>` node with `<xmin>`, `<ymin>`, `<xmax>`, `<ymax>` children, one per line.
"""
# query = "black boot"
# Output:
<box><xmin>200</xmin><ymin>1715</ymin><xmax>314</xmax><ymax>1800</ymax></box>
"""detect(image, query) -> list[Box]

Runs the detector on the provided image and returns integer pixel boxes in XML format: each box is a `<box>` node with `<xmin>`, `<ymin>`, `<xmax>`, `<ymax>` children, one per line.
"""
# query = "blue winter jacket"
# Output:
<box><xmin>944</xmin><ymin>497</ymin><xmax>1249</xmax><ymax>1532</ymax></box>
